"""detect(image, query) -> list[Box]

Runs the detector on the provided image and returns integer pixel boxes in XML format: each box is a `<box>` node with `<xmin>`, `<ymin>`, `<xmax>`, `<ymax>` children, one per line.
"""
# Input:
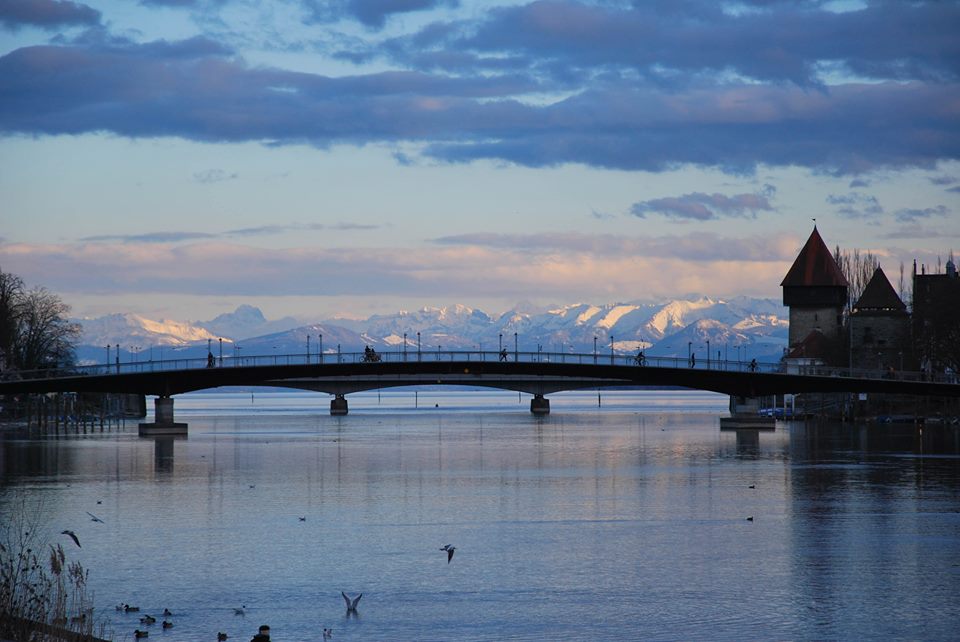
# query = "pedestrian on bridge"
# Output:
<box><xmin>500</xmin><ymin>348</ymin><xmax>508</xmax><ymax>362</ymax></box>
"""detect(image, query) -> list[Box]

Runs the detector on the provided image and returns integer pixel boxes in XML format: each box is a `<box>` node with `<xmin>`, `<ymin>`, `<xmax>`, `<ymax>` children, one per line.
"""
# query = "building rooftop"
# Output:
<box><xmin>854</xmin><ymin>266</ymin><xmax>906</xmax><ymax>312</ymax></box>
<box><xmin>781</xmin><ymin>227</ymin><xmax>849</xmax><ymax>288</ymax></box>
<box><xmin>786</xmin><ymin>328</ymin><xmax>832</xmax><ymax>360</ymax></box>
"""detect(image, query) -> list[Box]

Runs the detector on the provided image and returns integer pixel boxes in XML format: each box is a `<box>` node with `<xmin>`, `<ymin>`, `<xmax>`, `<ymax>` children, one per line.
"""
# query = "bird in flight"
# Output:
<box><xmin>86</xmin><ymin>511</ymin><xmax>105</xmax><ymax>523</ymax></box>
<box><xmin>440</xmin><ymin>544</ymin><xmax>456</xmax><ymax>563</ymax></box>
<box><xmin>61</xmin><ymin>530</ymin><xmax>81</xmax><ymax>547</ymax></box>
<box><xmin>341</xmin><ymin>592</ymin><xmax>362</xmax><ymax>612</ymax></box>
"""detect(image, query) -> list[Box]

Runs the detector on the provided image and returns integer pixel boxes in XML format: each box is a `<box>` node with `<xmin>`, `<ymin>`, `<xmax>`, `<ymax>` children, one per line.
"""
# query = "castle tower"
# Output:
<box><xmin>850</xmin><ymin>266</ymin><xmax>909</xmax><ymax>371</ymax></box>
<box><xmin>781</xmin><ymin>227</ymin><xmax>848</xmax><ymax>350</ymax></box>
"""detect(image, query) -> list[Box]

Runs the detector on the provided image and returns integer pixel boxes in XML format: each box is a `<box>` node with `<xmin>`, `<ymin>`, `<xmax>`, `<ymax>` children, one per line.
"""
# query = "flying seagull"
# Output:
<box><xmin>341</xmin><ymin>592</ymin><xmax>362</xmax><ymax>612</ymax></box>
<box><xmin>440</xmin><ymin>544</ymin><xmax>456</xmax><ymax>563</ymax></box>
<box><xmin>61</xmin><ymin>530</ymin><xmax>81</xmax><ymax>548</ymax></box>
<box><xmin>86</xmin><ymin>511</ymin><xmax>105</xmax><ymax>523</ymax></box>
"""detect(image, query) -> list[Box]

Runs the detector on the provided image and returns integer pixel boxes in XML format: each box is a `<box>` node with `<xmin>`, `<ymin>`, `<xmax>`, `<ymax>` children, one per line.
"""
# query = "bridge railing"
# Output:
<box><xmin>3</xmin><ymin>350</ymin><xmax>956</xmax><ymax>385</ymax></box>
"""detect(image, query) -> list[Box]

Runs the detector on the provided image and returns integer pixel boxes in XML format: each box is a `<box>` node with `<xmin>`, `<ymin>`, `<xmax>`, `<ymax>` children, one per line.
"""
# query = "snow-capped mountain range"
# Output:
<box><xmin>73</xmin><ymin>297</ymin><xmax>789</xmax><ymax>364</ymax></box>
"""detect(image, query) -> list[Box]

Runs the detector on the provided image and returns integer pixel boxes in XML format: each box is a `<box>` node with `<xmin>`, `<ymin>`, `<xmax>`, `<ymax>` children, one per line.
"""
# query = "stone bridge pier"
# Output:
<box><xmin>139</xmin><ymin>396</ymin><xmax>188</xmax><ymax>436</ymax></box>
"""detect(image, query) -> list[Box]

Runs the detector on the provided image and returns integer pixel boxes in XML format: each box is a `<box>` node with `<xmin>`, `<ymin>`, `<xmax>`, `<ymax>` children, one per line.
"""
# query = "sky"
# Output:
<box><xmin>1</xmin><ymin>0</ymin><xmax>958</xmax><ymax>323</ymax></box>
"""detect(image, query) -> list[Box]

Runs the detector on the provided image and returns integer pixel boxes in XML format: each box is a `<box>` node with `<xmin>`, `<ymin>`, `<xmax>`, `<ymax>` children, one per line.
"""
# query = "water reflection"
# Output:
<box><xmin>0</xmin><ymin>393</ymin><xmax>958</xmax><ymax>641</ymax></box>
<box><xmin>151</xmin><ymin>436</ymin><xmax>182</xmax><ymax>474</ymax></box>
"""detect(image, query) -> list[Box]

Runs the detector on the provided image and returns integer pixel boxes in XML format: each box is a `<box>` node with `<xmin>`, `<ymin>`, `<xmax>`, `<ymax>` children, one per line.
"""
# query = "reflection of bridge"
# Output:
<box><xmin>2</xmin><ymin>350</ymin><xmax>958</xmax><ymax>429</ymax></box>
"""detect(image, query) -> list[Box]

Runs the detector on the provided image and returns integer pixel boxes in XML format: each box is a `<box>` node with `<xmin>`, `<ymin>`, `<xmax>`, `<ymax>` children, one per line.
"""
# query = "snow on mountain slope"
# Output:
<box><xmin>76</xmin><ymin>297</ymin><xmax>789</xmax><ymax>365</ymax></box>
<box><xmin>645</xmin><ymin>297</ymin><xmax>716</xmax><ymax>339</ymax></box>
<box><xmin>79</xmin><ymin>313</ymin><xmax>217</xmax><ymax>347</ymax></box>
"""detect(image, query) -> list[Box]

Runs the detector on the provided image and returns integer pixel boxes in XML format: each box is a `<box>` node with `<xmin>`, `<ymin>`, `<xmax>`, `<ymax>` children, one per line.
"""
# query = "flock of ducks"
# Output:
<box><xmin>111</xmin><ymin>549</ymin><xmax>454</xmax><ymax>640</ymax></box>
<box><xmin>117</xmin><ymin>605</ymin><xmax>174</xmax><ymax>638</ymax></box>
<box><xmin>69</xmin><ymin>499</ymin><xmax>466</xmax><ymax>638</ymax></box>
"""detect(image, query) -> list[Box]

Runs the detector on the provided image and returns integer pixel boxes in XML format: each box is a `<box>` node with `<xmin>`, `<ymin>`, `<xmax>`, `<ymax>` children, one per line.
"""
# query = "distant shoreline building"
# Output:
<box><xmin>913</xmin><ymin>256</ymin><xmax>960</xmax><ymax>378</ymax></box>
<box><xmin>780</xmin><ymin>226</ymin><xmax>957</xmax><ymax>418</ymax></box>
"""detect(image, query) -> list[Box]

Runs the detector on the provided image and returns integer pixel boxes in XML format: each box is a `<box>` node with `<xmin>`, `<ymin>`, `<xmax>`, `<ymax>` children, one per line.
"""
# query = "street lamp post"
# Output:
<box><xmin>706</xmin><ymin>340</ymin><xmax>710</xmax><ymax>369</ymax></box>
<box><xmin>219</xmin><ymin>338</ymin><xmax>223</xmax><ymax>366</ymax></box>
<box><xmin>610</xmin><ymin>335</ymin><xmax>614</xmax><ymax>364</ymax></box>
<box><xmin>307</xmin><ymin>335</ymin><xmax>310</xmax><ymax>362</ymax></box>
<box><xmin>594</xmin><ymin>336</ymin><xmax>597</xmax><ymax>364</ymax></box>
<box><xmin>514</xmin><ymin>332</ymin><xmax>518</xmax><ymax>362</ymax></box>
<box><xmin>105</xmin><ymin>345</ymin><xmax>110</xmax><ymax>368</ymax></box>
<box><xmin>115</xmin><ymin>344</ymin><xmax>119</xmax><ymax>373</ymax></box>
<box><xmin>403</xmin><ymin>333</ymin><xmax>407</xmax><ymax>361</ymax></box>
<box><xmin>319</xmin><ymin>334</ymin><xmax>323</xmax><ymax>363</ymax></box>
<box><xmin>499</xmin><ymin>333</ymin><xmax>503</xmax><ymax>352</ymax></box>
<box><xmin>417</xmin><ymin>332</ymin><xmax>421</xmax><ymax>361</ymax></box>
<box><xmin>688</xmin><ymin>341</ymin><xmax>692</xmax><ymax>367</ymax></box>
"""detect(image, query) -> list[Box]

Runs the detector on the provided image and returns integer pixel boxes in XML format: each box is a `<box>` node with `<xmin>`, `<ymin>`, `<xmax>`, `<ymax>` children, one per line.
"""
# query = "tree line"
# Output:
<box><xmin>0</xmin><ymin>267</ymin><xmax>80</xmax><ymax>373</ymax></box>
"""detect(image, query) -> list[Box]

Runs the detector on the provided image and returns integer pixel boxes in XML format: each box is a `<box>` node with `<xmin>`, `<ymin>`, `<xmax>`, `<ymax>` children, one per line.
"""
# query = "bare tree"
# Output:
<box><xmin>832</xmin><ymin>245</ymin><xmax>879</xmax><ymax>310</ymax></box>
<box><xmin>0</xmin><ymin>268</ymin><xmax>24</xmax><ymax>369</ymax></box>
<box><xmin>0</xmin><ymin>268</ymin><xmax>80</xmax><ymax>373</ymax></box>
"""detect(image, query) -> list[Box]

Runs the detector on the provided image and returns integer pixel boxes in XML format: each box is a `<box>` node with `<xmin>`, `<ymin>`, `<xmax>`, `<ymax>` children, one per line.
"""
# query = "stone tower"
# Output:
<box><xmin>781</xmin><ymin>227</ymin><xmax>848</xmax><ymax>350</ymax></box>
<box><xmin>850</xmin><ymin>266</ymin><xmax>909</xmax><ymax>371</ymax></box>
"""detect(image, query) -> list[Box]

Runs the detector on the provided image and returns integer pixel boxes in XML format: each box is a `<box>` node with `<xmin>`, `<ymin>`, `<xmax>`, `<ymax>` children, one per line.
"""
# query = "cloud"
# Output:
<box><xmin>0</xmin><ymin>0</ymin><xmax>100</xmax><ymax>30</ymax></box>
<box><xmin>881</xmin><ymin>224</ymin><xmax>959</xmax><ymax>240</ymax></box>
<box><xmin>77</xmin><ymin>222</ymin><xmax>380</xmax><ymax>243</ymax></box>
<box><xmin>630</xmin><ymin>191</ymin><xmax>774</xmax><ymax>221</ymax></box>
<box><xmin>302</xmin><ymin>0</ymin><xmax>459</xmax><ymax>29</ymax></box>
<box><xmin>140</xmin><ymin>0</ymin><xmax>205</xmax><ymax>6</ymax></box>
<box><xmin>193</xmin><ymin>169</ymin><xmax>238</xmax><ymax>183</ymax></box>
<box><xmin>377</xmin><ymin>0</ymin><xmax>960</xmax><ymax>86</ymax></box>
<box><xmin>80</xmin><ymin>231</ymin><xmax>216</xmax><ymax>243</ymax></box>
<box><xmin>1</xmin><ymin>4</ymin><xmax>959</xmax><ymax>176</ymax></box>
<box><xmin>849</xmin><ymin>178</ymin><xmax>870</xmax><ymax>188</ymax></box>
<box><xmin>826</xmin><ymin>192</ymin><xmax>884</xmax><ymax>219</ymax></box>
<box><xmin>431</xmin><ymin>231</ymin><xmax>799</xmax><ymax>262</ymax></box>
<box><xmin>895</xmin><ymin>205</ymin><xmax>950</xmax><ymax>222</ymax></box>
<box><xmin>928</xmin><ymin>175</ymin><xmax>957</xmax><ymax>186</ymax></box>
<box><xmin>0</xmin><ymin>233</ymin><xmax>799</xmax><ymax>302</ymax></box>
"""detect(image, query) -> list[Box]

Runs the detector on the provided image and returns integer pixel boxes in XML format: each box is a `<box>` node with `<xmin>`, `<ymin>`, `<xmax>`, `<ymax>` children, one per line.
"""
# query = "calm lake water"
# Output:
<box><xmin>2</xmin><ymin>389</ymin><xmax>959</xmax><ymax>641</ymax></box>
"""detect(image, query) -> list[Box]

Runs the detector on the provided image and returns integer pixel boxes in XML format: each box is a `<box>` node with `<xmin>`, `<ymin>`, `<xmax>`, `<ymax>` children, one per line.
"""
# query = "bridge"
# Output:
<box><xmin>2</xmin><ymin>349</ymin><xmax>958</xmax><ymax>432</ymax></box>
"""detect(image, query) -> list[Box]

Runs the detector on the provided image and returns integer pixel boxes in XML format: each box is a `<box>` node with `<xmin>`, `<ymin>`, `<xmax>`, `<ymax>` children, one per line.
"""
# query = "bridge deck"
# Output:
<box><xmin>2</xmin><ymin>351</ymin><xmax>958</xmax><ymax>399</ymax></box>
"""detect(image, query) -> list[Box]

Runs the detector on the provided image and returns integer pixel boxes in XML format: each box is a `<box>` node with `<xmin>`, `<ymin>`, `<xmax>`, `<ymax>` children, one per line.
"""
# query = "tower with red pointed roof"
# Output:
<box><xmin>781</xmin><ymin>226</ymin><xmax>848</xmax><ymax>352</ymax></box>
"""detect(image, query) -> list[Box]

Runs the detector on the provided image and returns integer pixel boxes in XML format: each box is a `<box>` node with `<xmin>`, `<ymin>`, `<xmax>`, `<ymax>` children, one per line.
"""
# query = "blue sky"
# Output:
<box><xmin>1</xmin><ymin>0</ymin><xmax>958</xmax><ymax>322</ymax></box>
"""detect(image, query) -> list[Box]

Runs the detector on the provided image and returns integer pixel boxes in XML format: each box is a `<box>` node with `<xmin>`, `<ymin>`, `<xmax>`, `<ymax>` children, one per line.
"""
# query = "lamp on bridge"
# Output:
<box><xmin>610</xmin><ymin>335</ymin><xmax>614</xmax><ymax>364</ymax></box>
<box><xmin>319</xmin><ymin>334</ymin><xmax>323</xmax><ymax>363</ymax></box>
<box><xmin>514</xmin><ymin>332</ymin><xmax>518</xmax><ymax>361</ymax></box>
<box><xmin>499</xmin><ymin>333</ymin><xmax>502</xmax><ymax>352</ymax></box>
<box><xmin>594</xmin><ymin>336</ymin><xmax>597</xmax><ymax>364</ymax></box>
<box><xmin>706</xmin><ymin>340</ymin><xmax>710</xmax><ymax>369</ymax></box>
<box><xmin>219</xmin><ymin>337</ymin><xmax>223</xmax><ymax>367</ymax></box>
<box><xmin>403</xmin><ymin>332</ymin><xmax>407</xmax><ymax>360</ymax></box>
